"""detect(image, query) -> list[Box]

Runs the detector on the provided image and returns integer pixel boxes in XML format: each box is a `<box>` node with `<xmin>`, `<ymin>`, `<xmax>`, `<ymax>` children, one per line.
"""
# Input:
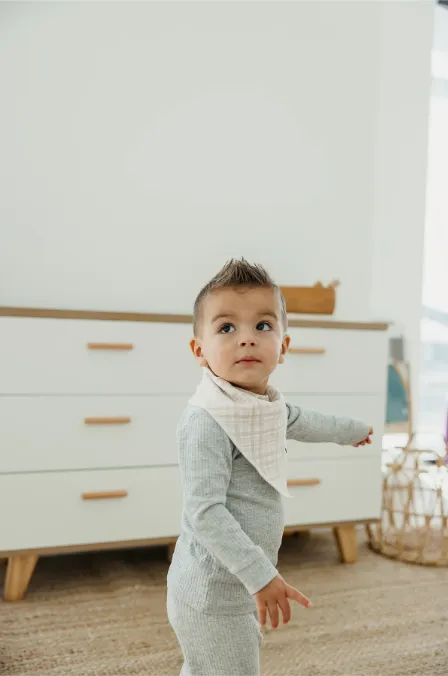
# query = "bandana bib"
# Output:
<box><xmin>189</xmin><ymin>368</ymin><xmax>291</xmax><ymax>498</ymax></box>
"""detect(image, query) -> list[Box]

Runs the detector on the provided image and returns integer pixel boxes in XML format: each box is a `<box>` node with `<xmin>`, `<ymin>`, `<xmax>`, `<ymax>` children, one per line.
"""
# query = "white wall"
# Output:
<box><xmin>434</xmin><ymin>3</ymin><xmax>448</xmax><ymax>53</ymax></box>
<box><xmin>368</xmin><ymin>2</ymin><xmax>433</xmax><ymax>411</ymax></box>
<box><xmin>424</xmin><ymin>5</ymin><xmax>448</xmax><ymax>318</ymax></box>
<box><xmin>0</xmin><ymin>1</ymin><xmax>433</xmax><ymax>334</ymax></box>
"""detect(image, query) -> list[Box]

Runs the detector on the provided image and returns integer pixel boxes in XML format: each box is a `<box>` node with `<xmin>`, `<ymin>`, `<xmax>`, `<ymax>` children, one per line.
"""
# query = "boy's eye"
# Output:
<box><xmin>256</xmin><ymin>321</ymin><xmax>272</xmax><ymax>331</ymax></box>
<box><xmin>219</xmin><ymin>323</ymin><xmax>235</xmax><ymax>334</ymax></box>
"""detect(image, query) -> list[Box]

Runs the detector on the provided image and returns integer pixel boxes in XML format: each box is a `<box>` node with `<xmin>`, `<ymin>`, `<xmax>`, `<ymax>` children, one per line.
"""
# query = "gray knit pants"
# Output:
<box><xmin>167</xmin><ymin>591</ymin><xmax>263</xmax><ymax>676</ymax></box>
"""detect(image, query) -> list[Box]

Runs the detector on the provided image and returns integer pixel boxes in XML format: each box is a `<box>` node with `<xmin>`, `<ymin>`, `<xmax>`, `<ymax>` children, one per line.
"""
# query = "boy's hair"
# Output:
<box><xmin>193</xmin><ymin>258</ymin><xmax>288</xmax><ymax>334</ymax></box>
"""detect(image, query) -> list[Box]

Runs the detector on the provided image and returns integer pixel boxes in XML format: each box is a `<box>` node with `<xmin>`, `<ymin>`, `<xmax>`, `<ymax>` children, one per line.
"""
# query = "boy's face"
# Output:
<box><xmin>190</xmin><ymin>287</ymin><xmax>290</xmax><ymax>395</ymax></box>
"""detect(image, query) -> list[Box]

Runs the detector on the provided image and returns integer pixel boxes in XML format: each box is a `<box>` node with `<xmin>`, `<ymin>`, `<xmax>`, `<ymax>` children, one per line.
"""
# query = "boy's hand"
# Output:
<box><xmin>254</xmin><ymin>574</ymin><xmax>312</xmax><ymax>629</ymax></box>
<box><xmin>353</xmin><ymin>426</ymin><xmax>374</xmax><ymax>447</ymax></box>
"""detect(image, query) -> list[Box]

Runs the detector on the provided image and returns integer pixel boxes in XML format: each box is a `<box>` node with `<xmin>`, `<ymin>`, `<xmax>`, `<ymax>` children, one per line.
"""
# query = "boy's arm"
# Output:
<box><xmin>286</xmin><ymin>402</ymin><xmax>370</xmax><ymax>446</ymax></box>
<box><xmin>177</xmin><ymin>407</ymin><xmax>278</xmax><ymax>595</ymax></box>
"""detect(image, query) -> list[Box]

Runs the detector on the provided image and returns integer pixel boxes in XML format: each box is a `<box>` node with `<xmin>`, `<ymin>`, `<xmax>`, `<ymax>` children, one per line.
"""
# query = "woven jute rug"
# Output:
<box><xmin>1</xmin><ymin>529</ymin><xmax>447</xmax><ymax>676</ymax></box>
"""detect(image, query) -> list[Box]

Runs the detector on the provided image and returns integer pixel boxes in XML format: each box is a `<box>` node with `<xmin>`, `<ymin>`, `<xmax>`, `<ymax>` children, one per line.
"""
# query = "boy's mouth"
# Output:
<box><xmin>236</xmin><ymin>357</ymin><xmax>262</xmax><ymax>364</ymax></box>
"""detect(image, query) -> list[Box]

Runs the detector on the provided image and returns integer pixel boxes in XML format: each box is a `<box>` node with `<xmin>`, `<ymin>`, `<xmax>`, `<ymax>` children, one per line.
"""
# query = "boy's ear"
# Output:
<box><xmin>190</xmin><ymin>338</ymin><xmax>208</xmax><ymax>367</ymax></box>
<box><xmin>278</xmin><ymin>334</ymin><xmax>290</xmax><ymax>364</ymax></box>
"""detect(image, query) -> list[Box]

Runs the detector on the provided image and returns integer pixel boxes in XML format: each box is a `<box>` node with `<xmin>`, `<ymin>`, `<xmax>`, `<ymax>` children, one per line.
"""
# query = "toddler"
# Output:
<box><xmin>167</xmin><ymin>259</ymin><xmax>373</xmax><ymax>676</ymax></box>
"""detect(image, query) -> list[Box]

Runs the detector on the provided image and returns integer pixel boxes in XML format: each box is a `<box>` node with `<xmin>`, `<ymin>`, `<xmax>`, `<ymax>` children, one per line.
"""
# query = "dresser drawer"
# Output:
<box><xmin>271</xmin><ymin>327</ymin><xmax>388</xmax><ymax>394</ymax></box>
<box><xmin>0</xmin><ymin>395</ymin><xmax>187</xmax><ymax>473</ymax></box>
<box><xmin>0</xmin><ymin>467</ymin><xmax>183</xmax><ymax>551</ymax></box>
<box><xmin>283</xmin><ymin>456</ymin><xmax>382</xmax><ymax>527</ymax></box>
<box><xmin>285</xmin><ymin>394</ymin><xmax>385</xmax><ymax>460</ymax></box>
<box><xmin>0</xmin><ymin>317</ymin><xmax>199</xmax><ymax>394</ymax></box>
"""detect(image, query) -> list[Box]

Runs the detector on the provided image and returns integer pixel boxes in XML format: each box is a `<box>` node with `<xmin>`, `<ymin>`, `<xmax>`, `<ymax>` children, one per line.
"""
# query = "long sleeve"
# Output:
<box><xmin>286</xmin><ymin>401</ymin><xmax>370</xmax><ymax>446</ymax></box>
<box><xmin>177</xmin><ymin>407</ymin><xmax>278</xmax><ymax>595</ymax></box>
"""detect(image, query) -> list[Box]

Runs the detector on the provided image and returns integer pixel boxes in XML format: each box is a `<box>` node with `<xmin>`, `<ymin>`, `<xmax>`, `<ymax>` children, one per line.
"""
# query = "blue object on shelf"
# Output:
<box><xmin>386</xmin><ymin>363</ymin><xmax>409</xmax><ymax>425</ymax></box>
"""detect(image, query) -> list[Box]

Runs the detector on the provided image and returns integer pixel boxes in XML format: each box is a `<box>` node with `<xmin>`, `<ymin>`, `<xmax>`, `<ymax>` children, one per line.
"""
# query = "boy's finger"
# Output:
<box><xmin>278</xmin><ymin>596</ymin><xmax>291</xmax><ymax>624</ymax></box>
<box><xmin>257</xmin><ymin>603</ymin><xmax>267</xmax><ymax>628</ymax></box>
<box><xmin>286</xmin><ymin>584</ymin><xmax>312</xmax><ymax>608</ymax></box>
<box><xmin>267</xmin><ymin>601</ymin><xmax>279</xmax><ymax>629</ymax></box>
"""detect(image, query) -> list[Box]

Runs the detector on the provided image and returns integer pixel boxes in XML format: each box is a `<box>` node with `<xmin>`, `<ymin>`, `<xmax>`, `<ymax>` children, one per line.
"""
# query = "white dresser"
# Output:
<box><xmin>0</xmin><ymin>307</ymin><xmax>389</xmax><ymax>601</ymax></box>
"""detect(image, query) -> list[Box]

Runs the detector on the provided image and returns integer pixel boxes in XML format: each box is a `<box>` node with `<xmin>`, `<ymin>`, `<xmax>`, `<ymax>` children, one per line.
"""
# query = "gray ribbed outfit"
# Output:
<box><xmin>167</xmin><ymin>403</ymin><xmax>368</xmax><ymax>676</ymax></box>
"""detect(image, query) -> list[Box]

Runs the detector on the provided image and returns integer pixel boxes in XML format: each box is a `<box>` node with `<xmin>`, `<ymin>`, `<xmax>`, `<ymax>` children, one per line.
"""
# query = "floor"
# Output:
<box><xmin>1</xmin><ymin>529</ymin><xmax>447</xmax><ymax>676</ymax></box>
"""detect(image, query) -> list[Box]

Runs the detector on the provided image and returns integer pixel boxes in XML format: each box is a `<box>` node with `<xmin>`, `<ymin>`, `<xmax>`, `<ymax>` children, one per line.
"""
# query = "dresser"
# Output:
<box><xmin>0</xmin><ymin>307</ymin><xmax>389</xmax><ymax>601</ymax></box>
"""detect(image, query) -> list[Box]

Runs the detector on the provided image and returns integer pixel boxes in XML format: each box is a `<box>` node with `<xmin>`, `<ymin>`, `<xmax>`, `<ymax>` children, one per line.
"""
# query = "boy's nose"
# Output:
<box><xmin>239</xmin><ymin>336</ymin><xmax>257</xmax><ymax>347</ymax></box>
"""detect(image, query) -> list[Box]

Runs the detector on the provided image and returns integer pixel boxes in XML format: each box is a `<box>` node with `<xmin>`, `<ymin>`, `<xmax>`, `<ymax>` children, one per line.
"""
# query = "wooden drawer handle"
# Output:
<box><xmin>87</xmin><ymin>343</ymin><xmax>134</xmax><ymax>351</ymax></box>
<box><xmin>289</xmin><ymin>347</ymin><xmax>326</xmax><ymax>355</ymax></box>
<box><xmin>287</xmin><ymin>478</ymin><xmax>321</xmax><ymax>487</ymax></box>
<box><xmin>82</xmin><ymin>490</ymin><xmax>128</xmax><ymax>500</ymax></box>
<box><xmin>84</xmin><ymin>417</ymin><xmax>131</xmax><ymax>425</ymax></box>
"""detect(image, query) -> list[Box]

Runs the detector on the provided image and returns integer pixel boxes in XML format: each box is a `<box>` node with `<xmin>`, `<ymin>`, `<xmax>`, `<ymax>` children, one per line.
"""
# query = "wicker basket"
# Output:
<box><xmin>368</xmin><ymin>436</ymin><xmax>448</xmax><ymax>566</ymax></box>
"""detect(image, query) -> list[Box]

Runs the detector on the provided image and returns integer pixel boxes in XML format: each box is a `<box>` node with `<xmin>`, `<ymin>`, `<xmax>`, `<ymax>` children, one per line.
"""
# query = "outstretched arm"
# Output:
<box><xmin>286</xmin><ymin>402</ymin><xmax>372</xmax><ymax>446</ymax></box>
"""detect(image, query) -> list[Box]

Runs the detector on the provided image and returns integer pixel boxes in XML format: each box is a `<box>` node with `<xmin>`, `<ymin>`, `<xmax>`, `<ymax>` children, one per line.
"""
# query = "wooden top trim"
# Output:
<box><xmin>0</xmin><ymin>306</ymin><xmax>389</xmax><ymax>331</ymax></box>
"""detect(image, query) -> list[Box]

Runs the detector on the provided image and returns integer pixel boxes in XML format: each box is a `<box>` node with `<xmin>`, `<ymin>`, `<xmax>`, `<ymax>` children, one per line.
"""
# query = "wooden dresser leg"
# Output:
<box><xmin>4</xmin><ymin>554</ymin><xmax>39</xmax><ymax>601</ymax></box>
<box><xmin>333</xmin><ymin>525</ymin><xmax>357</xmax><ymax>564</ymax></box>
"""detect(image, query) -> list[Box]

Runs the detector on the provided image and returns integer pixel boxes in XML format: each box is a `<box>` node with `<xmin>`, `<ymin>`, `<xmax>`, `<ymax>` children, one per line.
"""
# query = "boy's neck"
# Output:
<box><xmin>206</xmin><ymin>367</ymin><xmax>270</xmax><ymax>396</ymax></box>
<box><xmin>229</xmin><ymin>380</ymin><xmax>269</xmax><ymax>397</ymax></box>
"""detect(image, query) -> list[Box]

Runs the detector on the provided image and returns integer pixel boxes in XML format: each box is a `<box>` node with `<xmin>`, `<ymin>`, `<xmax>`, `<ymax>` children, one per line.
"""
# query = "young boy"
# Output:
<box><xmin>167</xmin><ymin>259</ymin><xmax>373</xmax><ymax>676</ymax></box>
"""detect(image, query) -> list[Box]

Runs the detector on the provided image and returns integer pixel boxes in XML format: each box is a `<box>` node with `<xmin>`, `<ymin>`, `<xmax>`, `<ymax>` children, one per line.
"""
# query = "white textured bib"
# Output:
<box><xmin>189</xmin><ymin>368</ymin><xmax>291</xmax><ymax>498</ymax></box>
